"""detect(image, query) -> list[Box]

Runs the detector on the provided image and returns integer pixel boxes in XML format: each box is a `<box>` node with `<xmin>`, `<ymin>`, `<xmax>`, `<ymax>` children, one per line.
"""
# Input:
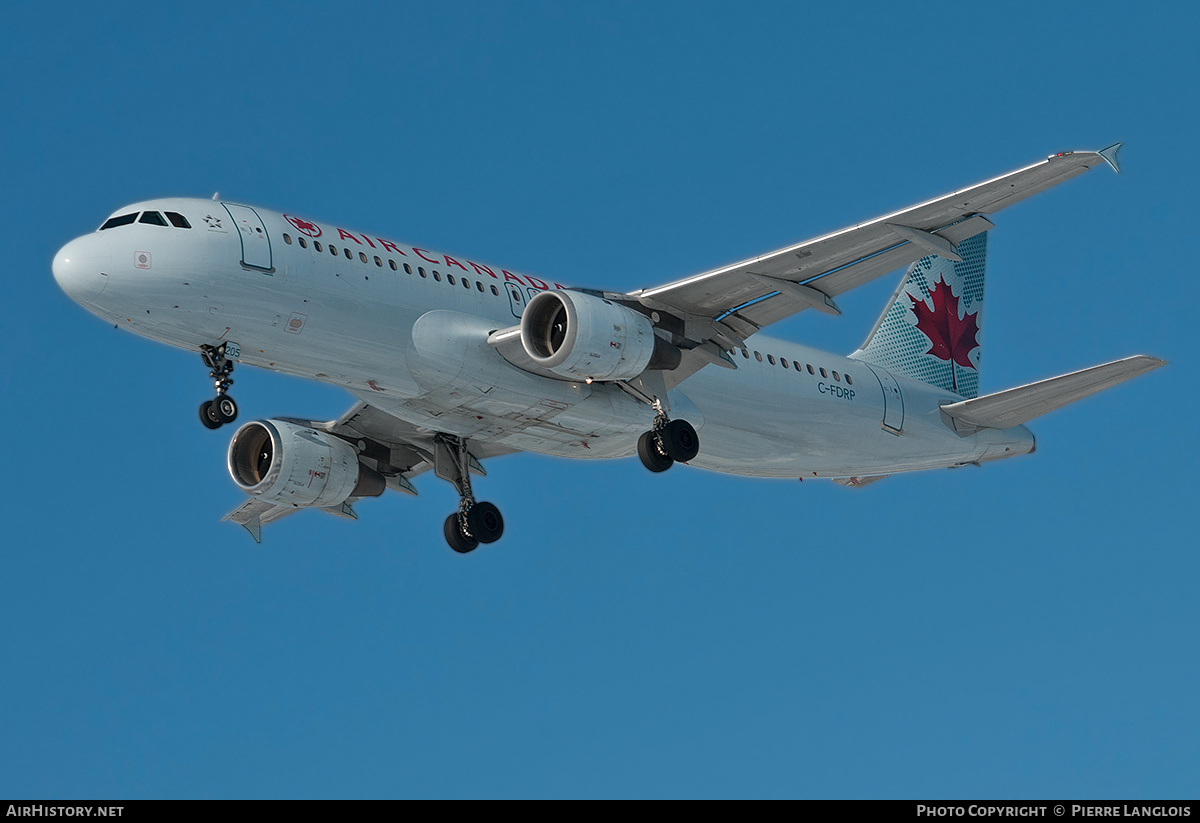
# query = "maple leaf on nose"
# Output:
<box><xmin>909</xmin><ymin>277</ymin><xmax>980</xmax><ymax>370</ymax></box>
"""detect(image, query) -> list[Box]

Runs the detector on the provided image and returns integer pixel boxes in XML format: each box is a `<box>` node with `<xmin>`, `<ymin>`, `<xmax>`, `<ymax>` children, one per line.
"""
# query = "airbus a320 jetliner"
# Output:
<box><xmin>53</xmin><ymin>145</ymin><xmax>1164</xmax><ymax>552</ymax></box>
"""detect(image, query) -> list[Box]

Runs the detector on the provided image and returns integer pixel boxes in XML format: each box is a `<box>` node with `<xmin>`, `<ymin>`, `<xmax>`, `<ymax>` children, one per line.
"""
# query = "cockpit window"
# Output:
<box><xmin>100</xmin><ymin>213</ymin><xmax>138</xmax><ymax>230</ymax></box>
<box><xmin>165</xmin><ymin>211</ymin><xmax>191</xmax><ymax>228</ymax></box>
<box><xmin>139</xmin><ymin>211</ymin><xmax>168</xmax><ymax>226</ymax></box>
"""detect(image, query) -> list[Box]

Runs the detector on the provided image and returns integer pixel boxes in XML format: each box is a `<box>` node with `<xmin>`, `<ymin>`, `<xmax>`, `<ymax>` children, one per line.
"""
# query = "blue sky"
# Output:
<box><xmin>2</xmin><ymin>1</ymin><xmax>1197</xmax><ymax>799</ymax></box>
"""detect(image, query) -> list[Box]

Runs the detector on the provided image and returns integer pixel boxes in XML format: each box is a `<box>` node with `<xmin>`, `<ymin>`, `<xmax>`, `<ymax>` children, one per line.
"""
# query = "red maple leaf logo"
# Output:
<box><xmin>284</xmin><ymin>214</ymin><xmax>322</xmax><ymax>238</ymax></box>
<box><xmin>909</xmin><ymin>277</ymin><xmax>980</xmax><ymax>388</ymax></box>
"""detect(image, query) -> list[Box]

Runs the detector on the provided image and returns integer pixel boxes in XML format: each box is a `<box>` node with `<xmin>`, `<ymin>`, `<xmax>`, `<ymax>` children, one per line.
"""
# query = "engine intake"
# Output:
<box><xmin>520</xmin><ymin>290</ymin><xmax>679</xmax><ymax>381</ymax></box>
<box><xmin>227</xmin><ymin>420</ymin><xmax>385</xmax><ymax>508</ymax></box>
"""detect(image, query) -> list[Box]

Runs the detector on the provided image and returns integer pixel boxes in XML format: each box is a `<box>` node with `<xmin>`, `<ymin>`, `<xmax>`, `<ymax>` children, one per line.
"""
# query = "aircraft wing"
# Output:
<box><xmin>223</xmin><ymin>402</ymin><xmax>515</xmax><ymax>541</ymax></box>
<box><xmin>631</xmin><ymin>146</ymin><xmax>1123</xmax><ymax>370</ymax></box>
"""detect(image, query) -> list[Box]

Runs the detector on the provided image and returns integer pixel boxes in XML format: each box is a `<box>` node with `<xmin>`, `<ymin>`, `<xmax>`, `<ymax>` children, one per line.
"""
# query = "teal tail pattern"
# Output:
<box><xmin>849</xmin><ymin>232</ymin><xmax>987</xmax><ymax>399</ymax></box>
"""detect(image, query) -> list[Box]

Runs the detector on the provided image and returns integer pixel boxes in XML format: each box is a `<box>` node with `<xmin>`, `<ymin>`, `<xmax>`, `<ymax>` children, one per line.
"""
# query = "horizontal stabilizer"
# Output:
<box><xmin>940</xmin><ymin>355</ymin><xmax>1165</xmax><ymax>431</ymax></box>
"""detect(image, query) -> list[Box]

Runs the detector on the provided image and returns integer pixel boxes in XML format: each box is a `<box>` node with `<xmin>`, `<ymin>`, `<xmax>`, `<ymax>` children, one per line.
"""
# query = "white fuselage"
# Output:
<box><xmin>52</xmin><ymin>198</ymin><xmax>1034</xmax><ymax>480</ymax></box>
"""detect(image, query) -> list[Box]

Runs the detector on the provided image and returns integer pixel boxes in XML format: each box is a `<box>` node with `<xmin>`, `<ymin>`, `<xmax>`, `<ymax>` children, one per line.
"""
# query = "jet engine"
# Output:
<box><xmin>227</xmin><ymin>420</ymin><xmax>385</xmax><ymax>508</ymax></box>
<box><xmin>520</xmin><ymin>290</ymin><xmax>680</xmax><ymax>382</ymax></box>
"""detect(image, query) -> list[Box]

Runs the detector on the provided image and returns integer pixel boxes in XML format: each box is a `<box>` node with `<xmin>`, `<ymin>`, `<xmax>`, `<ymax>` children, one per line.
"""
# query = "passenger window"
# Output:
<box><xmin>767</xmin><ymin>355</ymin><xmax>775</xmax><ymax>365</ymax></box>
<box><xmin>447</xmin><ymin>274</ymin><xmax>456</xmax><ymax>285</ymax></box>
<box><xmin>165</xmin><ymin>211</ymin><xmax>191</xmax><ymax>228</ymax></box>
<box><xmin>419</xmin><ymin>267</ymin><xmax>427</xmax><ymax>278</ymax></box>
<box><xmin>754</xmin><ymin>351</ymin><xmax>763</xmax><ymax>362</ymax></box>
<box><xmin>374</xmin><ymin>256</ymin><xmax>382</xmax><ymax>267</ymax></box>
<box><xmin>490</xmin><ymin>285</ymin><xmax>499</xmax><ymax>295</ymax></box>
<box><xmin>360</xmin><ymin>252</ymin><xmax>368</xmax><ymax>263</ymax></box>
<box><xmin>314</xmin><ymin>241</ymin><xmax>323</xmax><ymax>252</ymax></box>
<box><xmin>807</xmin><ymin>364</ymin><xmax>815</xmax><ymax>374</ymax></box>
<box><xmin>780</xmin><ymin>358</ymin><xmax>789</xmax><ymax>369</ymax></box>
<box><xmin>845</xmin><ymin>374</ymin><xmax>853</xmax><ymax>385</ymax></box>
<box><xmin>100</xmin><ymin>213</ymin><xmax>138</xmax><ymax>229</ymax></box>
<box><xmin>434</xmin><ymin>271</ymin><xmax>441</xmax><ymax>282</ymax></box>
<box><xmin>833</xmin><ymin>371</ymin><xmax>840</xmax><ymax>382</ymax></box>
<box><xmin>283</xmin><ymin>233</ymin><xmax>293</xmax><ymax>245</ymax></box>
<box><xmin>741</xmin><ymin>348</ymin><xmax>749</xmax><ymax>359</ymax></box>
<box><xmin>345</xmin><ymin>248</ymin><xmax>353</xmax><ymax>260</ymax></box>
<box><xmin>476</xmin><ymin>281</ymin><xmax>484</xmax><ymax>292</ymax></box>
<box><xmin>389</xmin><ymin>259</ymin><xmax>397</xmax><ymax>270</ymax></box>
<box><xmin>463</xmin><ymin>278</ymin><xmax>472</xmax><ymax>289</ymax></box>
<box><xmin>330</xmin><ymin>245</ymin><xmax>338</xmax><ymax>255</ymax></box>
<box><xmin>794</xmin><ymin>361</ymin><xmax>802</xmax><ymax>372</ymax></box>
<box><xmin>299</xmin><ymin>237</ymin><xmax>308</xmax><ymax>248</ymax></box>
<box><xmin>404</xmin><ymin>263</ymin><xmax>412</xmax><ymax>274</ymax></box>
<box><xmin>820</xmin><ymin>368</ymin><xmax>828</xmax><ymax>378</ymax></box>
<box><xmin>139</xmin><ymin>211</ymin><xmax>168</xmax><ymax>226</ymax></box>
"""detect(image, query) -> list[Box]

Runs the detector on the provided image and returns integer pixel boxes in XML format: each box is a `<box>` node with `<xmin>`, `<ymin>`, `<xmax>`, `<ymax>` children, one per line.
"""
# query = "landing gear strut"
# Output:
<box><xmin>198</xmin><ymin>343</ymin><xmax>239</xmax><ymax>429</ymax></box>
<box><xmin>435</xmin><ymin>434</ymin><xmax>504</xmax><ymax>553</ymax></box>
<box><xmin>636</xmin><ymin>397</ymin><xmax>699</xmax><ymax>473</ymax></box>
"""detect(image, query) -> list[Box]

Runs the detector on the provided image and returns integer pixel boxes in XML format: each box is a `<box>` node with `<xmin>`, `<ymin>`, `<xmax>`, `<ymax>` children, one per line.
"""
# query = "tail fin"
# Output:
<box><xmin>850</xmin><ymin>232</ymin><xmax>987</xmax><ymax>398</ymax></box>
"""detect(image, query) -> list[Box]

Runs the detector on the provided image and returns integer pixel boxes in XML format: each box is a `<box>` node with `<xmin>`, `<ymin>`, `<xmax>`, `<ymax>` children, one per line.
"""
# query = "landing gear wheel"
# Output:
<box><xmin>199</xmin><ymin>400</ymin><xmax>223</xmax><ymax>429</ymax></box>
<box><xmin>660</xmin><ymin>419</ymin><xmax>699</xmax><ymax>462</ymax></box>
<box><xmin>638</xmin><ymin>430</ymin><xmax>674</xmax><ymax>473</ymax></box>
<box><xmin>199</xmin><ymin>343</ymin><xmax>237</xmax><ymax>429</ymax></box>
<box><xmin>466</xmin><ymin>502</ymin><xmax>504</xmax><ymax>544</ymax></box>
<box><xmin>213</xmin><ymin>395</ymin><xmax>238</xmax><ymax>424</ymax></box>
<box><xmin>444</xmin><ymin>513</ymin><xmax>479</xmax><ymax>554</ymax></box>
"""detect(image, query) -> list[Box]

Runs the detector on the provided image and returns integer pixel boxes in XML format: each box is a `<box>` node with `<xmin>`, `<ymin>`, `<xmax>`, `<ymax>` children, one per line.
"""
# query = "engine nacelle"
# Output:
<box><xmin>520</xmin><ymin>290</ymin><xmax>679</xmax><ymax>381</ymax></box>
<box><xmin>227</xmin><ymin>420</ymin><xmax>385</xmax><ymax>508</ymax></box>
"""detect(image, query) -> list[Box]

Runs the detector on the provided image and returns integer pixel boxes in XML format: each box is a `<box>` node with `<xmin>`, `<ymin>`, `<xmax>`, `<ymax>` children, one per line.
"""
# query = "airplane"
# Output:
<box><xmin>52</xmin><ymin>144</ymin><xmax>1165</xmax><ymax>553</ymax></box>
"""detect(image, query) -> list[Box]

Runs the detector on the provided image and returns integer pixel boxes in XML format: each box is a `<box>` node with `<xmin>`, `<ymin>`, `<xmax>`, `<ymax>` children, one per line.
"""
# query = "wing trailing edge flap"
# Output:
<box><xmin>223</xmin><ymin>498</ymin><xmax>302</xmax><ymax>543</ymax></box>
<box><xmin>727</xmin><ymin>214</ymin><xmax>996</xmax><ymax>330</ymax></box>
<box><xmin>940</xmin><ymin>355</ymin><xmax>1165</xmax><ymax>432</ymax></box>
<box><xmin>223</xmin><ymin>498</ymin><xmax>363</xmax><ymax>543</ymax></box>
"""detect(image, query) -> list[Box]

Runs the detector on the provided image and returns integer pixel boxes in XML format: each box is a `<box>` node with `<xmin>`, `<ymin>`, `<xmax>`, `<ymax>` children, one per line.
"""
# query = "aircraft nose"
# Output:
<box><xmin>53</xmin><ymin>236</ymin><xmax>112</xmax><ymax>308</ymax></box>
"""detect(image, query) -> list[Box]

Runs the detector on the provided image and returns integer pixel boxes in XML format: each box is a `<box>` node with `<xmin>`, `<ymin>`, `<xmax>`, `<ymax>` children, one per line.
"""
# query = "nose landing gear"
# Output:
<box><xmin>198</xmin><ymin>343</ymin><xmax>239</xmax><ymax>429</ymax></box>
<box><xmin>435</xmin><ymin>434</ymin><xmax>504</xmax><ymax>554</ymax></box>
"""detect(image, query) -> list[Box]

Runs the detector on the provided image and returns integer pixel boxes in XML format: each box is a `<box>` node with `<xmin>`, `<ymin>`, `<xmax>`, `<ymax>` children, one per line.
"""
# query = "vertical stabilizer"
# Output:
<box><xmin>850</xmin><ymin>232</ymin><xmax>987</xmax><ymax>398</ymax></box>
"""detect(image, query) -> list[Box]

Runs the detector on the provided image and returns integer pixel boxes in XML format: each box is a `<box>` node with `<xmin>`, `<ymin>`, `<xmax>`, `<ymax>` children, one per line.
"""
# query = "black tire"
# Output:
<box><xmin>444</xmin><ymin>513</ymin><xmax>479</xmax><ymax>553</ymax></box>
<box><xmin>466</xmin><ymin>502</ymin><xmax>504</xmax><ymax>544</ymax></box>
<box><xmin>637</xmin><ymin>430</ymin><xmax>673</xmax><ymax>473</ymax></box>
<box><xmin>661</xmin><ymin>419</ymin><xmax>699</xmax><ymax>462</ymax></box>
<box><xmin>199</xmin><ymin>400</ymin><xmax>223</xmax><ymax>429</ymax></box>
<box><xmin>214</xmin><ymin>395</ymin><xmax>238</xmax><ymax>424</ymax></box>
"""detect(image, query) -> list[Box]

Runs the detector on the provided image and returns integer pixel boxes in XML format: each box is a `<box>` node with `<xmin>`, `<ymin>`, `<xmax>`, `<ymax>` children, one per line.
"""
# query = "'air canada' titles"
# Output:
<box><xmin>285</xmin><ymin>214</ymin><xmax>566</xmax><ymax>292</ymax></box>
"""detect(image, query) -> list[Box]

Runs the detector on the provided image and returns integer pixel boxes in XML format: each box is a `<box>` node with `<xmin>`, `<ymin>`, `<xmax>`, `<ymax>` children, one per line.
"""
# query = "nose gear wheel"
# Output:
<box><xmin>198</xmin><ymin>343</ymin><xmax>239</xmax><ymax>429</ymax></box>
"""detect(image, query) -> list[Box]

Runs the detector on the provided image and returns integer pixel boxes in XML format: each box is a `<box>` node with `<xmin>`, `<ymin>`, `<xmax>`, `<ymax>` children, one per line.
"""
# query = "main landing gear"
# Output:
<box><xmin>636</xmin><ymin>398</ymin><xmax>699</xmax><ymax>473</ymax></box>
<box><xmin>435</xmin><ymin>434</ymin><xmax>504</xmax><ymax>554</ymax></box>
<box><xmin>198</xmin><ymin>343</ymin><xmax>239</xmax><ymax>430</ymax></box>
